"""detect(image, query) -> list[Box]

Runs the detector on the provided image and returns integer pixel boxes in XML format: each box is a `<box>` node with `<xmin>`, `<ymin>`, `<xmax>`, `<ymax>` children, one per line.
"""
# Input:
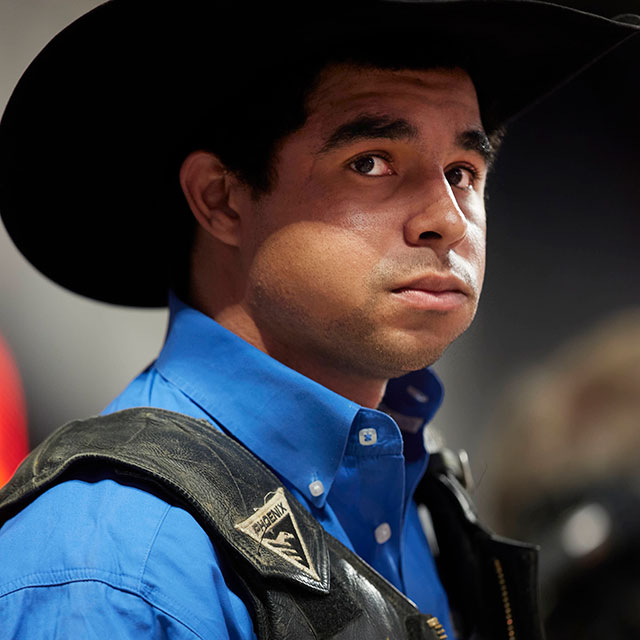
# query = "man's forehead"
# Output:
<box><xmin>306</xmin><ymin>64</ymin><xmax>482</xmax><ymax>131</ymax></box>
<box><xmin>302</xmin><ymin>64</ymin><xmax>486</xmax><ymax>155</ymax></box>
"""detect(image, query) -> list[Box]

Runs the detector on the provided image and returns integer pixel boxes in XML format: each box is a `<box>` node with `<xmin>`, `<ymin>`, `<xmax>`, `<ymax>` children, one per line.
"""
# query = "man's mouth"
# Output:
<box><xmin>391</xmin><ymin>274</ymin><xmax>471</xmax><ymax>311</ymax></box>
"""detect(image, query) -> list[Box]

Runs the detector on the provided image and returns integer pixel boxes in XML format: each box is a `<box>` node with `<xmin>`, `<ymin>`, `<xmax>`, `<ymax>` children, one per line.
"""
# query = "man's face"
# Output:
<box><xmin>238</xmin><ymin>64</ymin><xmax>488</xmax><ymax>381</ymax></box>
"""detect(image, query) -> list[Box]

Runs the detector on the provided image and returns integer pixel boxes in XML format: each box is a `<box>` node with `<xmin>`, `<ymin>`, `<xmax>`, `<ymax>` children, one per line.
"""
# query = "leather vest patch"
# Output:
<box><xmin>235</xmin><ymin>487</ymin><xmax>320</xmax><ymax>582</ymax></box>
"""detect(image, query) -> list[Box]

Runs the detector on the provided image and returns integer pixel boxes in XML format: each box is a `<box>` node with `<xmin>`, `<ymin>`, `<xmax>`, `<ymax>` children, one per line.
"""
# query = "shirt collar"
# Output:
<box><xmin>155</xmin><ymin>293</ymin><xmax>443</xmax><ymax>507</ymax></box>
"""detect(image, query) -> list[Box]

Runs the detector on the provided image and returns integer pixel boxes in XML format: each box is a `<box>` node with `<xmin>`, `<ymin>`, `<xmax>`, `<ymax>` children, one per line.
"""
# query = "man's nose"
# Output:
<box><xmin>403</xmin><ymin>178</ymin><xmax>468</xmax><ymax>252</ymax></box>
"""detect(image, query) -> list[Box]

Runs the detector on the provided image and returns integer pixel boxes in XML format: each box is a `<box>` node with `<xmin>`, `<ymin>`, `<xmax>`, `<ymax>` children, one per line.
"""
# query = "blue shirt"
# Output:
<box><xmin>0</xmin><ymin>294</ymin><xmax>453</xmax><ymax>639</ymax></box>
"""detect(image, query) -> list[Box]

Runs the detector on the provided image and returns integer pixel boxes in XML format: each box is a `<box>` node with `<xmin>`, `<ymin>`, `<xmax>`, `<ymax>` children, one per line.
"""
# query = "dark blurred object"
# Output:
<box><xmin>523</xmin><ymin>479</ymin><xmax>640</xmax><ymax>638</ymax></box>
<box><xmin>482</xmin><ymin>309</ymin><xmax>640</xmax><ymax>639</ymax></box>
<box><xmin>0</xmin><ymin>333</ymin><xmax>28</xmax><ymax>487</ymax></box>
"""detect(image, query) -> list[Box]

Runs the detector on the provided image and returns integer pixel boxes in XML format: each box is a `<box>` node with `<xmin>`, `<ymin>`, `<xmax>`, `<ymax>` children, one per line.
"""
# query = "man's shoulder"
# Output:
<box><xmin>0</xmin><ymin>477</ymin><xmax>209</xmax><ymax>590</ymax></box>
<box><xmin>0</xmin><ymin>476</ymin><xmax>254</xmax><ymax>638</ymax></box>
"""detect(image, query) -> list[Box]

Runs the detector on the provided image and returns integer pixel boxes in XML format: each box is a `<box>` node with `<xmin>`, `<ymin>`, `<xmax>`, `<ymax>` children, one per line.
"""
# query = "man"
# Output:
<box><xmin>0</xmin><ymin>1</ymin><xmax>637</xmax><ymax>639</ymax></box>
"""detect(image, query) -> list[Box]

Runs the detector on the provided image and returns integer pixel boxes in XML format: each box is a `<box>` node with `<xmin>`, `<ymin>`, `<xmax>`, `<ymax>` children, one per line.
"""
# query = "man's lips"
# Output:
<box><xmin>390</xmin><ymin>274</ymin><xmax>472</xmax><ymax>311</ymax></box>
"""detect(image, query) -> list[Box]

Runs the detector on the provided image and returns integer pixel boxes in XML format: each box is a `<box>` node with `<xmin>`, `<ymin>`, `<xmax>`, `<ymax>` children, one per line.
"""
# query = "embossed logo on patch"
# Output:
<box><xmin>235</xmin><ymin>487</ymin><xmax>319</xmax><ymax>581</ymax></box>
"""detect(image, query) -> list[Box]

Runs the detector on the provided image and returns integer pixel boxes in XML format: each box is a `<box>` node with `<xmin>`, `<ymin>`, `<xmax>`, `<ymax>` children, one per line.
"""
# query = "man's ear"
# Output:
<box><xmin>179</xmin><ymin>151</ymin><xmax>243</xmax><ymax>247</ymax></box>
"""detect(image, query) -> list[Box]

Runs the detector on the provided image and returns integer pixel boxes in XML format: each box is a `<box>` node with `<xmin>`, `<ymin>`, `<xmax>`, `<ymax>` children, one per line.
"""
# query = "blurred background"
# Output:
<box><xmin>1</xmin><ymin>0</ymin><xmax>639</xmax><ymax>636</ymax></box>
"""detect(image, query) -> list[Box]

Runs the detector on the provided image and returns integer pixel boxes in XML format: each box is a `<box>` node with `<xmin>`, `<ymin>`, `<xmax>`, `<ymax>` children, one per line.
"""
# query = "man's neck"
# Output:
<box><xmin>211</xmin><ymin>304</ymin><xmax>388</xmax><ymax>409</ymax></box>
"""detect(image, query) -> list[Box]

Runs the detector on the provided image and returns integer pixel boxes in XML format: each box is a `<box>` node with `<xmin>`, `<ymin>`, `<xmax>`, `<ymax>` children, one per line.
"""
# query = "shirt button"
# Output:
<box><xmin>308</xmin><ymin>480</ymin><xmax>325</xmax><ymax>497</ymax></box>
<box><xmin>358</xmin><ymin>428</ymin><xmax>377</xmax><ymax>446</ymax></box>
<box><xmin>374</xmin><ymin>522</ymin><xmax>392</xmax><ymax>544</ymax></box>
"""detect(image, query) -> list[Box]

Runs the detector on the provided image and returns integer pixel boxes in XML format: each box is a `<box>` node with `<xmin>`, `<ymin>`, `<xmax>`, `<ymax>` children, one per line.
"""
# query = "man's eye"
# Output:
<box><xmin>445</xmin><ymin>166</ymin><xmax>476</xmax><ymax>190</ymax></box>
<box><xmin>349</xmin><ymin>154</ymin><xmax>393</xmax><ymax>176</ymax></box>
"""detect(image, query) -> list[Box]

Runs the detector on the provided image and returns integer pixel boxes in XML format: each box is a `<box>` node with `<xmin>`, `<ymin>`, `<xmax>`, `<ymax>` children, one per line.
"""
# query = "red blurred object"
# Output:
<box><xmin>0</xmin><ymin>333</ymin><xmax>28</xmax><ymax>486</ymax></box>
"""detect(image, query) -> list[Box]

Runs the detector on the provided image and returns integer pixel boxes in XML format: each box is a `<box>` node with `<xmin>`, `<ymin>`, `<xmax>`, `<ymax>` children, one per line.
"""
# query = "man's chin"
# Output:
<box><xmin>364</xmin><ymin>325</ymin><xmax>470</xmax><ymax>377</ymax></box>
<box><xmin>345</xmin><ymin>338</ymin><xmax>451</xmax><ymax>381</ymax></box>
<box><xmin>380</xmin><ymin>349</ymin><xmax>449</xmax><ymax>378</ymax></box>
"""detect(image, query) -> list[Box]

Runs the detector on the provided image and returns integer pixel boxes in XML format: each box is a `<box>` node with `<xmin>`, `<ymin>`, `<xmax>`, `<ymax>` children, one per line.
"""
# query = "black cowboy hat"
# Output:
<box><xmin>0</xmin><ymin>0</ymin><xmax>638</xmax><ymax>307</ymax></box>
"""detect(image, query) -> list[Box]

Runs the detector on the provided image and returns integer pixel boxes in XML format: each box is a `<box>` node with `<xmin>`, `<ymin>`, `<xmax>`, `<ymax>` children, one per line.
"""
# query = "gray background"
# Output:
<box><xmin>1</xmin><ymin>0</ymin><xmax>639</xmax><ymax>514</ymax></box>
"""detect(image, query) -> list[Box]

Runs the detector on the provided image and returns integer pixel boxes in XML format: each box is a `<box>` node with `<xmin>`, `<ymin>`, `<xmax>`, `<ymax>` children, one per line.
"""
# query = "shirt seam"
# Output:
<box><xmin>0</xmin><ymin>574</ymin><xmax>207</xmax><ymax>639</ymax></box>
<box><xmin>0</xmin><ymin>567</ymin><xmax>135</xmax><ymax>595</ymax></box>
<box><xmin>137</xmin><ymin>503</ymin><xmax>172</xmax><ymax>592</ymax></box>
<box><xmin>150</xmin><ymin>368</ymin><xmax>224</xmax><ymax>437</ymax></box>
<box><xmin>133</xmin><ymin>507</ymin><xmax>215</xmax><ymax>632</ymax></box>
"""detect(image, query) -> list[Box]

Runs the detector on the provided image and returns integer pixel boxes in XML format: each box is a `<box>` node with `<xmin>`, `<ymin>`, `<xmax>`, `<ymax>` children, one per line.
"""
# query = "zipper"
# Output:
<box><xmin>493</xmin><ymin>558</ymin><xmax>516</xmax><ymax>639</ymax></box>
<box><xmin>426</xmin><ymin>615</ymin><xmax>448</xmax><ymax>639</ymax></box>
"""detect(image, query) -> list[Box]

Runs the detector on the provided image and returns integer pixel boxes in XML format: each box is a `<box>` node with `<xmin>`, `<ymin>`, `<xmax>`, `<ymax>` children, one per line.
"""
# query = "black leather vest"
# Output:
<box><xmin>0</xmin><ymin>408</ymin><xmax>544</xmax><ymax>639</ymax></box>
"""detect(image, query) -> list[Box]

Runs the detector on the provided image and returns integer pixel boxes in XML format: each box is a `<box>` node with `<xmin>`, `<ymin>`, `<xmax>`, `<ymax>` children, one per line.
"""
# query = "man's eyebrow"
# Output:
<box><xmin>317</xmin><ymin>115</ymin><xmax>418</xmax><ymax>154</ymax></box>
<box><xmin>317</xmin><ymin>115</ymin><xmax>498</xmax><ymax>166</ymax></box>
<box><xmin>456</xmin><ymin>128</ymin><xmax>496</xmax><ymax>167</ymax></box>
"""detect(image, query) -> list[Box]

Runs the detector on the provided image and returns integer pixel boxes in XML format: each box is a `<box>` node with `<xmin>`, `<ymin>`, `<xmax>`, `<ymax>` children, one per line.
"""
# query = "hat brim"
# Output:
<box><xmin>0</xmin><ymin>0</ymin><xmax>637</xmax><ymax>307</ymax></box>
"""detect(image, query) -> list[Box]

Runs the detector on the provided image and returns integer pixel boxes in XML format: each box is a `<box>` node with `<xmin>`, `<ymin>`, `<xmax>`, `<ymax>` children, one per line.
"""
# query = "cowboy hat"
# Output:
<box><xmin>0</xmin><ymin>0</ymin><xmax>637</xmax><ymax>306</ymax></box>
